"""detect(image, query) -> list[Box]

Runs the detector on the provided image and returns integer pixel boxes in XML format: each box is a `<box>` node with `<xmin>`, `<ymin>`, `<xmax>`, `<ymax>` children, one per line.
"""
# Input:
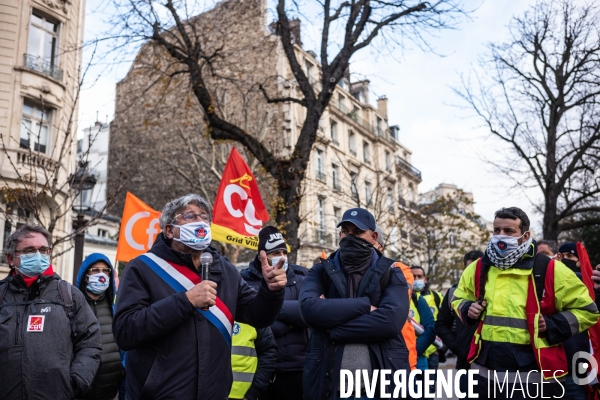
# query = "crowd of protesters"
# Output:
<box><xmin>1</xmin><ymin>195</ymin><xmax>600</xmax><ymax>400</ymax></box>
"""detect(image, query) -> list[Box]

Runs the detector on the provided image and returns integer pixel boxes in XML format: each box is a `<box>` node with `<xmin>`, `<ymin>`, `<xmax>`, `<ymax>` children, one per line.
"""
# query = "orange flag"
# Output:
<box><xmin>115</xmin><ymin>192</ymin><xmax>162</xmax><ymax>262</ymax></box>
<box><xmin>321</xmin><ymin>250</ymin><xmax>327</xmax><ymax>259</ymax></box>
<box><xmin>211</xmin><ymin>148</ymin><xmax>270</xmax><ymax>250</ymax></box>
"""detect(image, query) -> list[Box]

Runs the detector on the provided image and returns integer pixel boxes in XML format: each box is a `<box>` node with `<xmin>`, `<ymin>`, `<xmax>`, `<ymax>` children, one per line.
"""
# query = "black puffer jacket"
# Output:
<box><xmin>240</xmin><ymin>261</ymin><xmax>309</xmax><ymax>372</ymax></box>
<box><xmin>0</xmin><ymin>270</ymin><xmax>102</xmax><ymax>400</ymax></box>
<box><xmin>113</xmin><ymin>234</ymin><xmax>285</xmax><ymax>399</ymax></box>
<box><xmin>76</xmin><ymin>253</ymin><xmax>123</xmax><ymax>400</ymax></box>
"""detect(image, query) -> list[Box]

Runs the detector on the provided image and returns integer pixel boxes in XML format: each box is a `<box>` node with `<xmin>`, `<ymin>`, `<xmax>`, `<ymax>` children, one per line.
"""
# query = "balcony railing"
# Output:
<box><xmin>333</xmin><ymin>179</ymin><xmax>341</xmax><ymax>191</ymax></box>
<box><xmin>316</xmin><ymin>171</ymin><xmax>326</xmax><ymax>182</ymax></box>
<box><xmin>316</xmin><ymin>230</ymin><xmax>334</xmax><ymax>246</ymax></box>
<box><xmin>13</xmin><ymin>148</ymin><xmax>58</xmax><ymax>171</ymax></box>
<box><xmin>396</xmin><ymin>157</ymin><xmax>422</xmax><ymax>180</ymax></box>
<box><xmin>23</xmin><ymin>54</ymin><xmax>63</xmax><ymax>81</ymax></box>
<box><xmin>333</xmin><ymin>102</ymin><xmax>374</xmax><ymax>134</ymax></box>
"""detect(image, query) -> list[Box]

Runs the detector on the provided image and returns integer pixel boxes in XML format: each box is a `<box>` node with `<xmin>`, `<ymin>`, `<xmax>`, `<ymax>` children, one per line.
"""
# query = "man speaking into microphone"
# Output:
<box><xmin>113</xmin><ymin>194</ymin><xmax>287</xmax><ymax>399</ymax></box>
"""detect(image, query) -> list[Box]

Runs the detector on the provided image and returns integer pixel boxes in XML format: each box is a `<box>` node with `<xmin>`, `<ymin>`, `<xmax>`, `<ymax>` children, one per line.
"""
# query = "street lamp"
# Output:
<box><xmin>68</xmin><ymin>161</ymin><xmax>97</xmax><ymax>282</ymax></box>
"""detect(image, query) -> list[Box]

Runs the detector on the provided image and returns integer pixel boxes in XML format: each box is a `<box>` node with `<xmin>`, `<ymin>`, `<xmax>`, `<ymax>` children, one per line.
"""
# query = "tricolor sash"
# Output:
<box><xmin>139</xmin><ymin>253</ymin><xmax>234</xmax><ymax>347</ymax></box>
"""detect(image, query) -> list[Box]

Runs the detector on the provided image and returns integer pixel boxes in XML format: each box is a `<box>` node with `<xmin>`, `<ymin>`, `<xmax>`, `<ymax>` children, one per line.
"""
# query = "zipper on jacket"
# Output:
<box><xmin>15</xmin><ymin>311</ymin><xmax>20</xmax><ymax>344</ymax></box>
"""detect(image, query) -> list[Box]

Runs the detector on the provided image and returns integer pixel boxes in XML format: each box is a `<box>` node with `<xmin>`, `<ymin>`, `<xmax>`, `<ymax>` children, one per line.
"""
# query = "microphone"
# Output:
<box><xmin>200</xmin><ymin>253</ymin><xmax>213</xmax><ymax>310</ymax></box>
<box><xmin>200</xmin><ymin>252</ymin><xmax>212</xmax><ymax>282</ymax></box>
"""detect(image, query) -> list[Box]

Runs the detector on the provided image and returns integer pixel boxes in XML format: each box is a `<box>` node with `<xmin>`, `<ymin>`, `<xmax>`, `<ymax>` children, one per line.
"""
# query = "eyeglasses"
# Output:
<box><xmin>15</xmin><ymin>246</ymin><xmax>52</xmax><ymax>255</ymax></box>
<box><xmin>173</xmin><ymin>211</ymin><xmax>210</xmax><ymax>223</ymax></box>
<box><xmin>88</xmin><ymin>267</ymin><xmax>111</xmax><ymax>275</ymax></box>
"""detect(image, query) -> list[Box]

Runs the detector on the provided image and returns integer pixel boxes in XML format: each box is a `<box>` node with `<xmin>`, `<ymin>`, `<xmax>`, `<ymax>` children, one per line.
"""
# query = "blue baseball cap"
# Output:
<box><xmin>336</xmin><ymin>208</ymin><xmax>376</xmax><ymax>231</ymax></box>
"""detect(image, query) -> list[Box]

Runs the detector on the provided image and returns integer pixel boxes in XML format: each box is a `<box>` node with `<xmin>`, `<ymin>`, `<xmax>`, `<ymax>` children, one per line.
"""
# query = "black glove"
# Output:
<box><xmin>438</xmin><ymin>345</ymin><xmax>448</xmax><ymax>363</ymax></box>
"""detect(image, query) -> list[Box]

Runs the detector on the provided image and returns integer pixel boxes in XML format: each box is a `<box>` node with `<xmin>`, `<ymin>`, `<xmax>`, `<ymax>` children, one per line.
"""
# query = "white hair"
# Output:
<box><xmin>159</xmin><ymin>194</ymin><xmax>212</xmax><ymax>230</ymax></box>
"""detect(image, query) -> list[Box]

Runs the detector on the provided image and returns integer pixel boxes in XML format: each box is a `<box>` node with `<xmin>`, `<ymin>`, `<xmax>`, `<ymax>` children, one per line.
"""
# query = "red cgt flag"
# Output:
<box><xmin>211</xmin><ymin>148</ymin><xmax>269</xmax><ymax>250</ymax></box>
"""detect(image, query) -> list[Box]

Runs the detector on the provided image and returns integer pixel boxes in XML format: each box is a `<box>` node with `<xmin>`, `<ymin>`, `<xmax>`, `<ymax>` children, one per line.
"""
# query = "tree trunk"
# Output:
<box><xmin>542</xmin><ymin>186</ymin><xmax>560</xmax><ymax>240</ymax></box>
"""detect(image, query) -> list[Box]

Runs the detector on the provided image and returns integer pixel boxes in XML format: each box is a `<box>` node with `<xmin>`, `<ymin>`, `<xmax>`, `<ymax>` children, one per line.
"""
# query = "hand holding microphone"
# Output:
<box><xmin>186</xmin><ymin>253</ymin><xmax>216</xmax><ymax>310</ymax></box>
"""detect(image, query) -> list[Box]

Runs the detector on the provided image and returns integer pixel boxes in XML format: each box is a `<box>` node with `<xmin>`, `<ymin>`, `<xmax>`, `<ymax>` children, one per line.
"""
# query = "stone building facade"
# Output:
<box><xmin>108</xmin><ymin>0</ymin><xmax>423</xmax><ymax>266</ymax></box>
<box><xmin>0</xmin><ymin>0</ymin><xmax>85</xmax><ymax>278</ymax></box>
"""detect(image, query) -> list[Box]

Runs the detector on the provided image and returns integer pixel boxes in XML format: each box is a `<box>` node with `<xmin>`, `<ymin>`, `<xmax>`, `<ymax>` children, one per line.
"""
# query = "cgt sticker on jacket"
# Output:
<box><xmin>26</xmin><ymin>315</ymin><xmax>45</xmax><ymax>332</ymax></box>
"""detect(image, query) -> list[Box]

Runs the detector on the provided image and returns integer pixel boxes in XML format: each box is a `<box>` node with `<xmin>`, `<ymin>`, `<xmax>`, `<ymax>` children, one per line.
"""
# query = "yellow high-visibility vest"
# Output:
<box><xmin>229</xmin><ymin>322</ymin><xmax>258</xmax><ymax>399</ymax></box>
<box><xmin>452</xmin><ymin>257</ymin><xmax>598</xmax><ymax>347</ymax></box>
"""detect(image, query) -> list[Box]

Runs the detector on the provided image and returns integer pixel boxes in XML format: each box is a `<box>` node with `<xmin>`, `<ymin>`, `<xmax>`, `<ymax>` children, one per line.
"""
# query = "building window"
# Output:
<box><xmin>20</xmin><ymin>99</ymin><xmax>50</xmax><ymax>153</ymax></box>
<box><xmin>365</xmin><ymin>181</ymin><xmax>372</xmax><ymax>206</ymax></box>
<box><xmin>348</xmin><ymin>131</ymin><xmax>356</xmax><ymax>156</ymax></box>
<box><xmin>387</xmin><ymin>187</ymin><xmax>394</xmax><ymax>212</ymax></box>
<box><xmin>306</xmin><ymin>61</ymin><xmax>314</xmax><ymax>84</ymax></box>
<box><xmin>98</xmin><ymin>229</ymin><xmax>109</xmax><ymax>237</ymax></box>
<box><xmin>350</xmin><ymin>171</ymin><xmax>358</xmax><ymax>199</ymax></box>
<box><xmin>332</xmin><ymin>164</ymin><xmax>340</xmax><ymax>191</ymax></box>
<box><xmin>330</xmin><ymin>120</ymin><xmax>338</xmax><ymax>144</ymax></box>
<box><xmin>333</xmin><ymin>206</ymin><xmax>341</xmax><ymax>223</ymax></box>
<box><xmin>377</xmin><ymin>117</ymin><xmax>383</xmax><ymax>136</ymax></box>
<box><xmin>25</xmin><ymin>11</ymin><xmax>62</xmax><ymax>80</ymax></box>
<box><xmin>317</xmin><ymin>197</ymin><xmax>326</xmax><ymax>240</ymax></box>
<box><xmin>385</xmin><ymin>151</ymin><xmax>391</xmax><ymax>172</ymax></box>
<box><xmin>316</xmin><ymin>150</ymin><xmax>325</xmax><ymax>181</ymax></box>
<box><xmin>363</xmin><ymin>141</ymin><xmax>370</xmax><ymax>164</ymax></box>
<box><xmin>338</xmin><ymin>94</ymin><xmax>345</xmax><ymax>111</ymax></box>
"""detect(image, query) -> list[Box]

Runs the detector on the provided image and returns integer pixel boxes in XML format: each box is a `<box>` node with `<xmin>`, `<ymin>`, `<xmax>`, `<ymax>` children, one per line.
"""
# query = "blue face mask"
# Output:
<box><xmin>270</xmin><ymin>255</ymin><xmax>288</xmax><ymax>271</ymax></box>
<box><xmin>86</xmin><ymin>272</ymin><xmax>110</xmax><ymax>295</ymax></box>
<box><xmin>413</xmin><ymin>279</ymin><xmax>425</xmax><ymax>292</ymax></box>
<box><xmin>18</xmin><ymin>252</ymin><xmax>51</xmax><ymax>277</ymax></box>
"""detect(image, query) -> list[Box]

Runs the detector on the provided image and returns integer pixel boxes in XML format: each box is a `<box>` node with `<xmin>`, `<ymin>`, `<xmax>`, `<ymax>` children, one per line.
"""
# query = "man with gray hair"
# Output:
<box><xmin>113</xmin><ymin>194</ymin><xmax>287</xmax><ymax>400</ymax></box>
<box><xmin>0</xmin><ymin>224</ymin><xmax>102</xmax><ymax>400</ymax></box>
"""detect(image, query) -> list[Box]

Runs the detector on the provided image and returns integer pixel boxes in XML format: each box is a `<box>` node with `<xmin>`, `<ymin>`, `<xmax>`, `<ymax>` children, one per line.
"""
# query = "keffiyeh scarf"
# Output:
<box><xmin>486</xmin><ymin>236</ymin><xmax>533</xmax><ymax>269</ymax></box>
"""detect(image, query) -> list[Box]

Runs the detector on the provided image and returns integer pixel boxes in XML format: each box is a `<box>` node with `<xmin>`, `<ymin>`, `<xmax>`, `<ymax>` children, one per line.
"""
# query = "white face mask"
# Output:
<box><xmin>270</xmin><ymin>255</ymin><xmax>288</xmax><ymax>271</ymax></box>
<box><xmin>413</xmin><ymin>279</ymin><xmax>425</xmax><ymax>292</ymax></box>
<box><xmin>172</xmin><ymin>221</ymin><xmax>212</xmax><ymax>251</ymax></box>
<box><xmin>491</xmin><ymin>233</ymin><xmax>526</xmax><ymax>256</ymax></box>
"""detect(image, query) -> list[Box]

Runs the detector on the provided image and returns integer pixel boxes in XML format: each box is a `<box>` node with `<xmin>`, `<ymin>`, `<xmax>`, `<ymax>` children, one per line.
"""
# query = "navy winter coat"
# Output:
<box><xmin>240</xmin><ymin>261</ymin><xmax>309</xmax><ymax>372</ymax></box>
<box><xmin>299</xmin><ymin>250</ymin><xmax>410</xmax><ymax>400</ymax></box>
<box><xmin>113</xmin><ymin>234</ymin><xmax>285</xmax><ymax>399</ymax></box>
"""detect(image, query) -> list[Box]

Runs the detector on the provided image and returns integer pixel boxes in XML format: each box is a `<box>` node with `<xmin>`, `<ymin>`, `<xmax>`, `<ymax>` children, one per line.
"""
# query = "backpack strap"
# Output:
<box><xmin>58</xmin><ymin>280</ymin><xmax>77</xmax><ymax>338</ymax></box>
<box><xmin>474</xmin><ymin>258</ymin><xmax>490</xmax><ymax>305</ymax></box>
<box><xmin>532</xmin><ymin>253</ymin><xmax>551</xmax><ymax>302</ymax></box>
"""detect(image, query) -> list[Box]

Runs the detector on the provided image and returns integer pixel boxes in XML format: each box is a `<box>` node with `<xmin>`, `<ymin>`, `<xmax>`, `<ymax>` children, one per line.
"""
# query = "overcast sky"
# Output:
<box><xmin>78</xmin><ymin>0</ymin><xmax>546</xmax><ymax>233</ymax></box>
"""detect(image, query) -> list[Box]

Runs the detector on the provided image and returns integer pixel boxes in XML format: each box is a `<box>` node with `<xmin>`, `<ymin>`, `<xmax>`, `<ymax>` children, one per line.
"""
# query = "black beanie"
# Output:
<box><xmin>258</xmin><ymin>226</ymin><xmax>287</xmax><ymax>254</ymax></box>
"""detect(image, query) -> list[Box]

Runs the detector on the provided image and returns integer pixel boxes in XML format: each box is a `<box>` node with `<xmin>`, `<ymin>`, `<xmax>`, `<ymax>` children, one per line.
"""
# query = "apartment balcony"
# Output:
<box><xmin>332</xmin><ymin>102</ymin><xmax>374</xmax><ymax>134</ymax></box>
<box><xmin>396</xmin><ymin>157</ymin><xmax>422</xmax><ymax>181</ymax></box>
<box><xmin>12</xmin><ymin>148</ymin><xmax>58</xmax><ymax>171</ymax></box>
<box><xmin>377</xmin><ymin>127</ymin><xmax>398</xmax><ymax>145</ymax></box>
<box><xmin>23</xmin><ymin>54</ymin><xmax>63</xmax><ymax>81</ymax></box>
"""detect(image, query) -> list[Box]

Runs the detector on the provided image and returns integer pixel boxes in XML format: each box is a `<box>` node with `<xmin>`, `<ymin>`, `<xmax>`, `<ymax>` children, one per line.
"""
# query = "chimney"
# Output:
<box><xmin>269</xmin><ymin>18</ymin><xmax>302</xmax><ymax>47</ymax></box>
<box><xmin>377</xmin><ymin>96</ymin><xmax>388</xmax><ymax>118</ymax></box>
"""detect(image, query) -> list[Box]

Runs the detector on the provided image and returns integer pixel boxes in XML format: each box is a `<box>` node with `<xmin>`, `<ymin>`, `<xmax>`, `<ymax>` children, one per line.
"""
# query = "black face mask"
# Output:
<box><xmin>561</xmin><ymin>258</ymin><xmax>580</xmax><ymax>273</ymax></box>
<box><xmin>339</xmin><ymin>234</ymin><xmax>373</xmax><ymax>268</ymax></box>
